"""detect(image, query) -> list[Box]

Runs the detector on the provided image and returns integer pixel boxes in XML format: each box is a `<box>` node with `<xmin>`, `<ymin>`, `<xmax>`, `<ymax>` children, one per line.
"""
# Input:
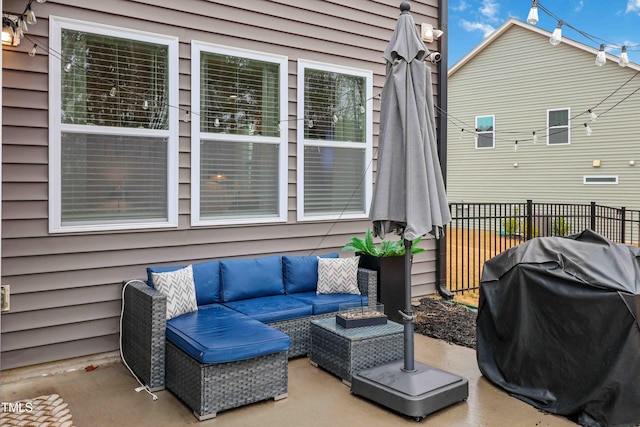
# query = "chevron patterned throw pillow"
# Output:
<box><xmin>151</xmin><ymin>265</ymin><xmax>198</xmax><ymax>319</ymax></box>
<box><xmin>316</xmin><ymin>256</ymin><xmax>361</xmax><ymax>295</ymax></box>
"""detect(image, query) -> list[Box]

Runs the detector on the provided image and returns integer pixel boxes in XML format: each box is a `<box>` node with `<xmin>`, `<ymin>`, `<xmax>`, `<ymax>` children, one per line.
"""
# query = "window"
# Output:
<box><xmin>584</xmin><ymin>176</ymin><xmax>618</xmax><ymax>185</ymax></box>
<box><xmin>191</xmin><ymin>42</ymin><xmax>288</xmax><ymax>225</ymax></box>
<box><xmin>49</xmin><ymin>17</ymin><xmax>179</xmax><ymax>233</ymax></box>
<box><xmin>297</xmin><ymin>60</ymin><xmax>372</xmax><ymax>221</ymax></box>
<box><xmin>475</xmin><ymin>115</ymin><xmax>494</xmax><ymax>149</ymax></box>
<box><xmin>547</xmin><ymin>108</ymin><xmax>570</xmax><ymax>145</ymax></box>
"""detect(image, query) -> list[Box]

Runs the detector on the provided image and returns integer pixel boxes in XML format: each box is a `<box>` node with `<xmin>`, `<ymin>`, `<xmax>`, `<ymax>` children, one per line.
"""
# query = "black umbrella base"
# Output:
<box><xmin>351</xmin><ymin>360</ymin><xmax>468</xmax><ymax>421</ymax></box>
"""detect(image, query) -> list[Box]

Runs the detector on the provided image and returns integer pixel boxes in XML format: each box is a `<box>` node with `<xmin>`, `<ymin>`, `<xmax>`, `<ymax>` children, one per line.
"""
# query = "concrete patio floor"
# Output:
<box><xmin>0</xmin><ymin>333</ymin><xmax>575</xmax><ymax>427</ymax></box>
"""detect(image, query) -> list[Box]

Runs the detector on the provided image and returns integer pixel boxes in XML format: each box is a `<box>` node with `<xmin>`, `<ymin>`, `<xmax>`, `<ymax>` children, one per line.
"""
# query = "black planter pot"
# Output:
<box><xmin>358</xmin><ymin>253</ymin><xmax>406</xmax><ymax>323</ymax></box>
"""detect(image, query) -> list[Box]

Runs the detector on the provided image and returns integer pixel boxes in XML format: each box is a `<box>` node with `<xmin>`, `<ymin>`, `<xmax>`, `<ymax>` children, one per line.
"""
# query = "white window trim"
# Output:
<box><xmin>583</xmin><ymin>176</ymin><xmax>618</xmax><ymax>185</ymax></box>
<box><xmin>546</xmin><ymin>107</ymin><xmax>571</xmax><ymax>145</ymax></box>
<box><xmin>190</xmin><ymin>41</ymin><xmax>288</xmax><ymax>226</ymax></box>
<box><xmin>48</xmin><ymin>16</ymin><xmax>179</xmax><ymax>233</ymax></box>
<box><xmin>475</xmin><ymin>114</ymin><xmax>495</xmax><ymax>149</ymax></box>
<box><xmin>296</xmin><ymin>59</ymin><xmax>373</xmax><ymax>222</ymax></box>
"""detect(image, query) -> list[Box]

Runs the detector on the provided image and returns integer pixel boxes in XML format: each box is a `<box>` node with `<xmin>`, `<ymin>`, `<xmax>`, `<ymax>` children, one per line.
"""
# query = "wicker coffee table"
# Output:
<box><xmin>310</xmin><ymin>317</ymin><xmax>404</xmax><ymax>385</ymax></box>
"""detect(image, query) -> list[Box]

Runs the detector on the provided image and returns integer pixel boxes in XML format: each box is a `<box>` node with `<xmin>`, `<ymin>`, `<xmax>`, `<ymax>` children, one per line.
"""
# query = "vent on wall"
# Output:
<box><xmin>583</xmin><ymin>176</ymin><xmax>618</xmax><ymax>185</ymax></box>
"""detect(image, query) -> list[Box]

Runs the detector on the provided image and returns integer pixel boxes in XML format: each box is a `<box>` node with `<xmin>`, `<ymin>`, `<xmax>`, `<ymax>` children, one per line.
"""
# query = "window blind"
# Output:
<box><xmin>61</xmin><ymin>30</ymin><xmax>169</xmax><ymax>130</ymax></box>
<box><xmin>303</xmin><ymin>146</ymin><xmax>365</xmax><ymax>214</ymax></box>
<box><xmin>61</xmin><ymin>133</ymin><xmax>168</xmax><ymax>223</ymax></box>
<box><xmin>200</xmin><ymin>140</ymin><xmax>279</xmax><ymax>218</ymax></box>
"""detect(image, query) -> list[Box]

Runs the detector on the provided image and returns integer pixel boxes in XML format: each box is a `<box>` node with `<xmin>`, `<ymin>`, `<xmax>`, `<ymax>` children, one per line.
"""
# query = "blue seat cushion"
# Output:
<box><xmin>288</xmin><ymin>292</ymin><xmax>368</xmax><ymax>315</ymax></box>
<box><xmin>191</xmin><ymin>260</ymin><xmax>221</xmax><ymax>305</ymax></box>
<box><xmin>282</xmin><ymin>253</ymin><xmax>339</xmax><ymax>294</ymax></box>
<box><xmin>220</xmin><ymin>256</ymin><xmax>284</xmax><ymax>302</ymax></box>
<box><xmin>224</xmin><ymin>295</ymin><xmax>313</xmax><ymax>323</ymax></box>
<box><xmin>166</xmin><ymin>304</ymin><xmax>290</xmax><ymax>364</ymax></box>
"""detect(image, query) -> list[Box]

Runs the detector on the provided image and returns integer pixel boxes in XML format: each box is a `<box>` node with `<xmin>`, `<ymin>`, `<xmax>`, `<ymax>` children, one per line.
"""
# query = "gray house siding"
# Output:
<box><xmin>1</xmin><ymin>0</ymin><xmax>442</xmax><ymax>369</ymax></box>
<box><xmin>447</xmin><ymin>20</ymin><xmax>640</xmax><ymax>210</ymax></box>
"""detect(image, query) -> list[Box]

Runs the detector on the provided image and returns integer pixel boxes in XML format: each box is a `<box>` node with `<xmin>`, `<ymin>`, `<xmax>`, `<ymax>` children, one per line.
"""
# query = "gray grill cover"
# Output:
<box><xmin>477</xmin><ymin>229</ymin><xmax>640</xmax><ymax>427</ymax></box>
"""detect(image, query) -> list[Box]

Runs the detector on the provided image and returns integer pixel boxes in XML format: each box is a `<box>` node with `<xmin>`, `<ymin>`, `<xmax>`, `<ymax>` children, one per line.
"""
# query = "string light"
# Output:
<box><xmin>549</xmin><ymin>21</ymin><xmax>562</xmax><ymax>46</ymax></box>
<box><xmin>584</xmin><ymin>123</ymin><xmax>592</xmax><ymax>136</ymax></box>
<box><xmin>526</xmin><ymin>0</ymin><xmax>539</xmax><ymax>25</ymax></box>
<box><xmin>513</xmin><ymin>140</ymin><xmax>518</xmax><ymax>152</ymax></box>
<box><xmin>28</xmin><ymin>43</ymin><xmax>36</xmax><ymax>57</ymax></box>
<box><xmin>532</xmin><ymin>131</ymin><xmax>538</xmax><ymax>143</ymax></box>
<box><xmin>595</xmin><ymin>44</ymin><xmax>606</xmax><ymax>67</ymax></box>
<box><xmin>619</xmin><ymin>46</ymin><xmax>629</xmax><ymax>68</ymax></box>
<box><xmin>588</xmin><ymin>109</ymin><xmax>597</xmax><ymax>121</ymax></box>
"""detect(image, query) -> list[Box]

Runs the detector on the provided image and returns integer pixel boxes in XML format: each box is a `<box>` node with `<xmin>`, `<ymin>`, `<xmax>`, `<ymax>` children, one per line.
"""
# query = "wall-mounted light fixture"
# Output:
<box><xmin>2</xmin><ymin>14</ymin><xmax>21</xmax><ymax>46</ymax></box>
<box><xmin>420</xmin><ymin>23</ymin><xmax>444</xmax><ymax>43</ymax></box>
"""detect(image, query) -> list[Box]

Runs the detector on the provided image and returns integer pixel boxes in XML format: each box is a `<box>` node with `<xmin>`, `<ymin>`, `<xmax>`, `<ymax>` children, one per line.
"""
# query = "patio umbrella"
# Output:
<box><xmin>370</xmin><ymin>1</ymin><xmax>451</xmax><ymax>372</ymax></box>
<box><xmin>351</xmin><ymin>3</ymin><xmax>467</xmax><ymax>420</ymax></box>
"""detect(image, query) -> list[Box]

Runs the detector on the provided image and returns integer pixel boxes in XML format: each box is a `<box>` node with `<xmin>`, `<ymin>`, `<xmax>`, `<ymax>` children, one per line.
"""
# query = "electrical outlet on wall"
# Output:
<box><xmin>1</xmin><ymin>285</ymin><xmax>10</xmax><ymax>312</ymax></box>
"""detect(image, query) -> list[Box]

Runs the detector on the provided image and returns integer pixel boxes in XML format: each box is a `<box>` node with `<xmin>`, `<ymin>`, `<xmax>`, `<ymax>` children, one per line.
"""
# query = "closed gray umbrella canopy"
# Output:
<box><xmin>370</xmin><ymin>6</ymin><xmax>450</xmax><ymax>241</ymax></box>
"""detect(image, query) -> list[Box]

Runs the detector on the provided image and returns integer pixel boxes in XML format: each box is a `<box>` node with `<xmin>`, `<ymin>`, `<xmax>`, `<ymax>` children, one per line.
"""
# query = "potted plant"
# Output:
<box><xmin>342</xmin><ymin>229</ymin><xmax>425</xmax><ymax>323</ymax></box>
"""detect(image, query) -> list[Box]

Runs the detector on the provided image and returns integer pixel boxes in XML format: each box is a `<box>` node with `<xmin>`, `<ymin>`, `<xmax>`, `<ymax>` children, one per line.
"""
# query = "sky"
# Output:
<box><xmin>447</xmin><ymin>0</ymin><xmax>640</xmax><ymax>68</ymax></box>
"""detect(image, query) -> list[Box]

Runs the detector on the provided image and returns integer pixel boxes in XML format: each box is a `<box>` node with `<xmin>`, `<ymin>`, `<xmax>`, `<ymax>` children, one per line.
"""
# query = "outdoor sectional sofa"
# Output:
<box><xmin>121</xmin><ymin>253</ymin><xmax>377</xmax><ymax>420</ymax></box>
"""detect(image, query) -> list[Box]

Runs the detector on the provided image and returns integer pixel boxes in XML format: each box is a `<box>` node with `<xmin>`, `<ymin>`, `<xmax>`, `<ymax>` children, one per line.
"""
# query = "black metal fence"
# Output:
<box><xmin>446</xmin><ymin>200</ymin><xmax>640</xmax><ymax>294</ymax></box>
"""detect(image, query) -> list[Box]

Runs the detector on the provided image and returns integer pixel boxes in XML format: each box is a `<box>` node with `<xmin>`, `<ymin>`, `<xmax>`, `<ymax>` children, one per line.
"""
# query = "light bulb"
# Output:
<box><xmin>20</xmin><ymin>19</ymin><xmax>28</xmax><ymax>33</ymax></box>
<box><xmin>459</xmin><ymin>129</ymin><xmax>464</xmax><ymax>140</ymax></box>
<box><xmin>64</xmin><ymin>63</ymin><xmax>72</xmax><ymax>72</ymax></box>
<box><xmin>588</xmin><ymin>109</ymin><xmax>597</xmax><ymax>122</ymax></box>
<box><xmin>584</xmin><ymin>123</ymin><xmax>592</xmax><ymax>136</ymax></box>
<box><xmin>26</xmin><ymin>8</ymin><xmax>37</xmax><ymax>25</ymax></box>
<box><xmin>182</xmin><ymin>111</ymin><xmax>190</xmax><ymax>123</ymax></box>
<box><xmin>308</xmin><ymin>119</ymin><xmax>314</xmax><ymax>128</ymax></box>
<box><xmin>28</xmin><ymin>44</ymin><xmax>37</xmax><ymax>57</ymax></box>
<box><xmin>214</xmin><ymin>118</ymin><xmax>220</xmax><ymax>127</ymax></box>
<box><xmin>333</xmin><ymin>114</ymin><xmax>339</xmax><ymax>123</ymax></box>
<box><xmin>142</xmin><ymin>100</ymin><xmax>149</xmax><ymax>110</ymax></box>
<box><xmin>550</xmin><ymin>22</ymin><xmax>562</xmax><ymax>46</ymax></box>
<box><xmin>532</xmin><ymin>132</ymin><xmax>538</xmax><ymax>143</ymax></box>
<box><xmin>36</xmin><ymin>0</ymin><xmax>46</xmax><ymax>3</ymax></box>
<box><xmin>109</xmin><ymin>87</ymin><xmax>117</xmax><ymax>97</ymax></box>
<box><xmin>359</xmin><ymin>105</ymin><xmax>365</xmax><ymax>114</ymax></box>
<box><xmin>526</xmin><ymin>1</ymin><xmax>539</xmax><ymax>25</ymax></box>
<box><xmin>619</xmin><ymin>46</ymin><xmax>629</xmax><ymax>67</ymax></box>
<box><xmin>595</xmin><ymin>44</ymin><xmax>606</xmax><ymax>66</ymax></box>
<box><xmin>514</xmin><ymin>141</ymin><xmax>518</xmax><ymax>152</ymax></box>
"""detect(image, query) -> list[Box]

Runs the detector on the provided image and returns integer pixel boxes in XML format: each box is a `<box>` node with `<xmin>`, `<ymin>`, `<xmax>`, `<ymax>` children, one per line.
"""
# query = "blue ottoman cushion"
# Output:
<box><xmin>166</xmin><ymin>303</ymin><xmax>290</xmax><ymax>364</ymax></box>
<box><xmin>282</xmin><ymin>253</ymin><xmax>339</xmax><ymax>294</ymax></box>
<box><xmin>220</xmin><ymin>256</ymin><xmax>284</xmax><ymax>302</ymax></box>
<box><xmin>288</xmin><ymin>292</ymin><xmax>368</xmax><ymax>315</ymax></box>
<box><xmin>224</xmin><ymin>295</ymin><xmax>313</xmax><ymax>323</ymax></box>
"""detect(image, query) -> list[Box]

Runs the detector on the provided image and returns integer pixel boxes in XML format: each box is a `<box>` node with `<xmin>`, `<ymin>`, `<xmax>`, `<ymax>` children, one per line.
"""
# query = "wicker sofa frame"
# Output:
<box><xmin>121</xmin><ymin>267</ymin><xmax>377</xmax><ymax>419</ymax></box>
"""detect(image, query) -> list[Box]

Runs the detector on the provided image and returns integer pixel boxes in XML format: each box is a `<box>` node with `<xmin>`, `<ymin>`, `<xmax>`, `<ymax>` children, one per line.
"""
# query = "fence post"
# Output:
<box><xmin>590</xmin><ymin>202</ymin><xmax>596</xmax><ymax>231</ymax></box>
<box><xmin>621</xmin><ymin>207</ymin><xmax>626</xmax><ymax>244</ymax></box>
<box><xmin>526</xmin><ymin>199</ymin><xmax>533</xmax><ymax>240</ymax></box>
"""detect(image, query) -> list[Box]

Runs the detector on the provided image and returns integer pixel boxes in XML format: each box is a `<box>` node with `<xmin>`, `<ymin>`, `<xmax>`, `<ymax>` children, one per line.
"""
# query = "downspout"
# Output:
<box><xmin>435</xmin><ymin>0</ymin><xmax>454</xmax><ymax>299</ymax></box>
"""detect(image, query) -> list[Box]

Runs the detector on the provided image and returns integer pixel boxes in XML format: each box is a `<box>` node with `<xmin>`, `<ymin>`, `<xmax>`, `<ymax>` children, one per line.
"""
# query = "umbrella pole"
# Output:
<box><xmin>402</xmin><ymin>238</ymin><xmax>416</xmax><ymax>372</ymax></box>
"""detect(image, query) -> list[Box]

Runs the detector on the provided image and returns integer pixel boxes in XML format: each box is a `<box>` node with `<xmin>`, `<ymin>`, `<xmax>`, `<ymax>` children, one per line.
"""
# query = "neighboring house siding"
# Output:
<box><xmin>1</xmin><ymin>0</ymin><xmax>441</xmax><ymax>369</ymax></box>
<box><xmin>448</xmin><ymin>22</ymin><xmax>640</xmax><ymax>210</ymax></box>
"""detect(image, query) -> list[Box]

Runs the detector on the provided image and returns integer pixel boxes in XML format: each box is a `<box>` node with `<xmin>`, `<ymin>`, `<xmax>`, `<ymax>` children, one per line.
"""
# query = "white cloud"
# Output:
<box><xmin>627</xmin><ymin>0</ymin><xmax>640</xmax><ymax>13</ymax></box>
<box><xmin>452</xmin><ymin>1</ymin><xmax>470</xmax><ymax>12</ymax></box>
<box><xmin>574</xmin><ymin>1</ymin><xmax>584</xmax><ymax>12</ymax></box>
<box><xmin>480</xmin><ymin>0</ymin><xmax>500</xmax><ymax>22</ymax></box>
<box><xmin>460</xmin><ymin>19</ymin><xmax>496</xmax><ymax>38</ymax></box>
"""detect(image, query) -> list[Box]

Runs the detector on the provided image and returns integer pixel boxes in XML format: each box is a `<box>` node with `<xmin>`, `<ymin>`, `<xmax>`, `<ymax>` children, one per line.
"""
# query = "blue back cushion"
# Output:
<box><xmin>220</xmin><ymin>256</ymin><xmax>284</xmax><ymax>302</ymax></box>
<box><xmin>282</xmin><ymin>253</ymin><xmax>339</xmax><ymax>294</ymax></box>
<box><xmin>191</xmin><ymin>260</ymin><xmax>221</xmax><ymax>305</ymax></box>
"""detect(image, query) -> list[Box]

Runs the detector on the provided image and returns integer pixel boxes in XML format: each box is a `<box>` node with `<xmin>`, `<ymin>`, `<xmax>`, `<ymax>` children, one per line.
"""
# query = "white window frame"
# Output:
<box><xmin>190</xmin><ymin>41</ymin><xmax>288</xmax><ymax>226</ymax></box>
<box><xmin>475</xmin><ymin>115</ymin><xmax>495</xmax><ymax>149</ymax></box>
<box><xmin>547</xmin><ymin>108</ymin><xmax>571</xmax><ymax>145</ymax></box>
<box><xmin>48</xmin><ymin>16</ymin><xmax>179</xmax><ymax>233</ymax></box>
<box><xmin>583</xmin><ymin>176</ymin><xmax>618</xmax><ymax>185</ymax></box>
<box><xmin>296</xmin><ymin>59</ymin><xmax>373</xmax><ymax>222</ymax></box>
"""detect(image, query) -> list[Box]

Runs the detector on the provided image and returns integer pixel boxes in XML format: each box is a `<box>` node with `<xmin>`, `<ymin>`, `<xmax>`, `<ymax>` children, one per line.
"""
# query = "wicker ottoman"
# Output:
<box><xmin>165</xmin><ymin>342</ymin><xmax>288</xmax><ymax>420</ymax></box>
<box><xmin>310</xmin><ymin>317</ymin><xmax>403</xmax><ymax>385</ymax></box>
